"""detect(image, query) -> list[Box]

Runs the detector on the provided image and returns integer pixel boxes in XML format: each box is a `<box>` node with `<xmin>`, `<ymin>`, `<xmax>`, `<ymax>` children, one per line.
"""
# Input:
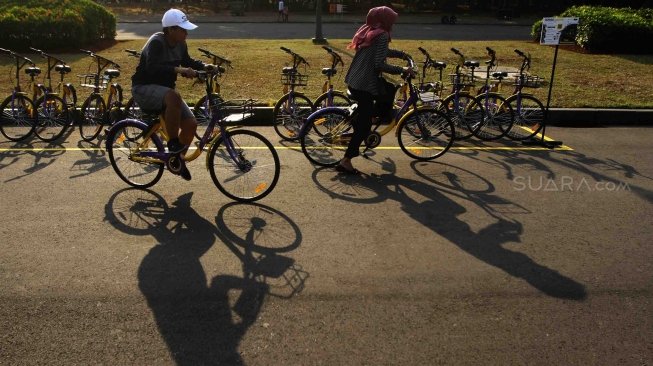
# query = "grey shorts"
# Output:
<box><xmin>131</xmin><ymin>84</ymin><xmax>194</xmax><ymax>120</ymax></box>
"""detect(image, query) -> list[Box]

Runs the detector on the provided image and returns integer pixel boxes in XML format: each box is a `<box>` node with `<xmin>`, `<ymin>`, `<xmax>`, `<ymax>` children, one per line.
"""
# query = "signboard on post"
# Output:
<box><xmin>540</xmin><ymin>17</ymin><xmax>579</xmax><ymax>45</ymax></box>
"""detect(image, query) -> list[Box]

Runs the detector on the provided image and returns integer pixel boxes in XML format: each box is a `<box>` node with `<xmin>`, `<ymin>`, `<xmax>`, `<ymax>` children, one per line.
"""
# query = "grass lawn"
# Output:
<box><xmin>1</xmin><ymin>39</ymin><xmax>652</xmax><ymax>109</ymax></box>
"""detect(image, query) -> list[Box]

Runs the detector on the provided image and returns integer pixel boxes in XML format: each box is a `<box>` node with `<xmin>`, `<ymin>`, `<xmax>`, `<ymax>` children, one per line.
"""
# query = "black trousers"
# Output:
<box><xmin>346</xmin><ymin>87</ymin><xmax>394</xmax><ymax>159</ymax></box>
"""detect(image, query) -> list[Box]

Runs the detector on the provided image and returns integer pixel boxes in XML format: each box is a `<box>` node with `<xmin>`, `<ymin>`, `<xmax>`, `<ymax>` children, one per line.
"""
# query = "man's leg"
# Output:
<box><xmin>164</xmin><ymin>89</ymin><xmax>183</xmax><ymax>142</ymax></box>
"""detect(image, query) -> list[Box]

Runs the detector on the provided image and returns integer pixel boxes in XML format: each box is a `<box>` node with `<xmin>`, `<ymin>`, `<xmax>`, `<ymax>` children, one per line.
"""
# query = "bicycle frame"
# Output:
<box><xmin>81</xmin><ymin>49</ymin><xmax>123</xmax><ymax>112</ymax></box>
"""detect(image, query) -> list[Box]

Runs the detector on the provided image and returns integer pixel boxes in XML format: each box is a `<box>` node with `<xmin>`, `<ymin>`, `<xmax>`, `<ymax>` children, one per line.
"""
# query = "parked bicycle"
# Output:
<box><xmin>272</xmin><ymin>47</ymin><xmax>315</xmax><ymax>141</ymax></box>
<box><xmin>122</xmin><ymin>49</ymin><xmax>143</xmax><ymax>122</ymax></box>
<box><xmin>105</xmin><ymin>68</ymin><xmax>280</xmax><ymax>202</ymax></box>
<box><xmin>0</xmin><ymin>48</ymin><xmax>37</xmax><ymax>141</ymax></box>
<box><xmin>192</xmin><ymin>47</ymin><xmax>230</xmax><ymax>140</ymax></box>
<box><xmin>78</xmin><ymin>49</ymin><xmax>124</xmax><ymax>142</ymax></box>
<box><xmin>29</xmin><ymin>47</ymin><xmax>76</xmax><ymax>142</ymax></box>
<box><xmin>299</xmin><ymin>54</ymin><xmax>454</xmax><ymax>166</ymax></box>
<box><xmin>504</xmin><ymin>49</ymin><xmax>545</xmax><ymax>141</ymax></box>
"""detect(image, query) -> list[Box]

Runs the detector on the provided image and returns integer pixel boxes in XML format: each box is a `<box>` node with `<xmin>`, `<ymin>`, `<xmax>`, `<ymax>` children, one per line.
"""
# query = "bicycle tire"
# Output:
<box><xmin>34</xmin><ymin>94</ymin><xmax>70</xmax><ymax>142</ymax></box>
<box><xmin>397</xmin><ymin>108</ymin><xmax>455</xmax><ymax>160</ymax></box>
<box><xmin>300</xmin><ymin>107</ymin><xmax>353</xmax><ymax>167</ymax></box>
<box><xmin>441</xmin><ymin>93</ymin><xmax>479</xmax><ymax>140</ymax></box>
<box><xmin>0</xmin><ymin>94</ymin><xmax>36</xmax><ymax>141</ymax></box>
<box><xmin>208</xmin><ymin>129</ymin><xmax>280</xmax><ymax>202</ymax></box>
<box><xmin>80</xmin><ymin>94</ymin><xmax>106</xmax><ymax>142</ymax></box>
<box><xmin>505</xmin><ymin>94</ymin><xmax>545</xmax><ymax>141</ymax></box>
<box><xmin>312</xmin><ymin>91</ymin><xmax>352</xmax><ymax>136</ymax></box>
<box><xmin>469</xmin><ymin>92</ymin><xmax>514</xmax><ymax>141</ymax></box>
<box><xmin>193</xmin><ymin>93</ymin><xmax>224</xmax><ymax>140</ymax></box>
<box><xmin>272</xmin><ymin>93</ymin><xmax>314</xmax><ymax>141</ymax></box>
<box><xmin>106</xmin><ymin>119</ymin><xmax>165</xmax><ymax>188</ymax></box>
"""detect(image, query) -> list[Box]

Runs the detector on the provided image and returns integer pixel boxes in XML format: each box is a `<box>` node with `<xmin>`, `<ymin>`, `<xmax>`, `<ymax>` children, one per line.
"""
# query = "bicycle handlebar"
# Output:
<box><xmin>125</xmin><ymin>49</ymin><xmax>141</xmax><ymax>58</ymax></box>
<box><xmin>80</xmin><ymin>49</ymin><xmax>120</xmax><ymax>69</ymax></box>
<box><xmin>514</xmin><ymin>49</ymin><xmax>531</xmax><ymax>72</ymax></box>
<box><xmin>280</xmin><ymin>46</ymin><xmax>309</xmax><ymax>66</ymax></box>
<box><xmin>0</xmin><ymin>48</ymin><xmax>35</xmax><ymax>65</ymax></box>
<box><xmin>30</xmin><ymin>47</ymin><xmax>68</xmax><ymax>66</ymax></box>
<box><xmin>321</xmin><ymin>46</ymin><xmax>344</xmax><ymax>67</ymax></box>
<box><xmin>198</xmin><ymin>48</ymin><xmax>233</xmax><ymax>68</ymax></box>
<box><xmin>485</xmin><ymin>47</ymin><xmax>496</xmax><ymax>67</ymax></box>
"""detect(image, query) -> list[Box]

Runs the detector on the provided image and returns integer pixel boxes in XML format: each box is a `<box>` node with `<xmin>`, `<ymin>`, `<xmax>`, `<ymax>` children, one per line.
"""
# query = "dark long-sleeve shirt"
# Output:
<box><xmin>131</xmin><ymin>32</ymin><xmax>204</xmax><ymax>89</ymax></box>
<box><xmin>344</xmin><ymin>33</ymin><xmax>404</xmax><ymax>95</ymax></box>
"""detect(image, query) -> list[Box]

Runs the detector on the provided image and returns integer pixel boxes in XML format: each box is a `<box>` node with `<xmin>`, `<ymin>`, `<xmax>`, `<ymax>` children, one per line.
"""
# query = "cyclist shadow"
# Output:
<box><xmin>312</xmin><ymin>158</ymin><xmax>586</xmax><ymax>300</ymax></box>
<box><xmin>104</xmin><ymin>188</ymin><xmax>305</xmax><ymax>365</ymax></box>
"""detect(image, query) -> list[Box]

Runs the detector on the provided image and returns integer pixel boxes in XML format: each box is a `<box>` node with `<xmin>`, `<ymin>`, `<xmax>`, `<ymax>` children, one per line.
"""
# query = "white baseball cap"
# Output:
<box><xmin>162</xmin><ymin>9</ymin><xmax>198</xmax><ymax>30</ymax></box>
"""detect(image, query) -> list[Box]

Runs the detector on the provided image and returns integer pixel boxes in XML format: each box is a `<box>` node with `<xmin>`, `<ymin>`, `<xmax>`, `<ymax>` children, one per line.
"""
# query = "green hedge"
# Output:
<box><xmin>0</xmin><ymin>0</ymin><xmax>115</xmax><ymax>51</ymax></box>
<box><xmin>531</xmin><ymin>6</ymin><xmax>653</xmax><ymax>54</ymax></box>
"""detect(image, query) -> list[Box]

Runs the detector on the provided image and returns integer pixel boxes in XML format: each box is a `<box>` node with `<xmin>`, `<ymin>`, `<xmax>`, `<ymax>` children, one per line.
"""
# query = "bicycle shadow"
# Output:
<box><xmin>311</xmin><ymin>158</ymin><xmax>587</xmax><ymax>300</ymax></box>
<box><xmin>69</xmin><ymin>139</ymin><xmax>109</xmax><ymax>178</ymax></box>
<box><xmin>1</xmin><ymin>139</ymin><xmax>65</xmax><ymax>182</ymax></box>
<box><xmin>104</xmin><ymin>188</ymin><xmax>305</xmax><ymax>365</ymax></box>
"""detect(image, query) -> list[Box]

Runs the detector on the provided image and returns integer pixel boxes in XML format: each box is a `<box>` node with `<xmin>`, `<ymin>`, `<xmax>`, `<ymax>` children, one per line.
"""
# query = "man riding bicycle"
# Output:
<box><xmin>131</xmin><ymin>8</ymin><xmax>212</xmax><ymax>181</ymax></box>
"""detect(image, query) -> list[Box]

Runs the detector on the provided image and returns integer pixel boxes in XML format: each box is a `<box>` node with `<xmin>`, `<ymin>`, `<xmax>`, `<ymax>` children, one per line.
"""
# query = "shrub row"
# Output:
<box><xmin>0</xmin><ymin>0</ymin><xmax>116</xmax><ymax>51</ymax></box>
<box><xmin>531</xmin><ymin>6</ymin><xmax>653</xmax><ymax>54</ymax></box>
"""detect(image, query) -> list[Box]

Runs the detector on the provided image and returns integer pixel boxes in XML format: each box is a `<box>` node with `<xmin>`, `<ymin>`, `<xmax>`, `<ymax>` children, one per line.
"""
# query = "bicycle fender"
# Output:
<box><xmin>299</xmin><ymin>107</ymin><xmax>349</xmax><ymax>137</ymax></box>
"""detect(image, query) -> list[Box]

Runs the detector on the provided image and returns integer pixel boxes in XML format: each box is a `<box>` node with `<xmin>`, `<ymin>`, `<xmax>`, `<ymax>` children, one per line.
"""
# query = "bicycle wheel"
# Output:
<box><xmin>300</xmin><ymin>108</ymin><xmax>352</xmax><ymax>167</ymax></box>
<box><xmin>208</xmin><ymin>129</ymin><xmax>280</xmax><ymax>202</ymax></box>
<box><xmin>34</xmin><ymin>94</ymin><xmax>70</xmax><ymax>142</ymax></box>
<box><xmin>272</xmin><ymin>93</ymin><xmax>314</xmax><ymax>141</ymax></box>
<box><xmin>441</xmin><ymin>93</ymin><xmax>480</xmax><ymax>140</ymax></box>
<box><xmin>397</xmin><ymin>108</ymin><xmax>455</xmax><ymax>160</ymax></box>
<box><xmin>0</xmin><ymin>94</ymin><xmax>36</xmax><ymax>141</ymax></box>
<box><xmin>312</xmin><ymin>91</ymin><xmax>353</xmax><ymax>136</ymax></box>
<box><xmin>193</xmin><ymin>93</ymin><xmax>224</xmax><ymax>140</ymax></box>
<box><xmin>505</xmin><ymin>94</ymin><xmax>545</xmax><ymax>141</ymax></box>
<box><xmin>468</xmin><ymin>92</ymin><xmax>514</xmax><ymax>141</ymax></box>
<box><xmin>80</xmin><ymin>94</ymin><xmax>106</xmax><ymax>142</ymax></box>
<box><xmin>106</xmin><ymin>120</ymin><xmax>165</xmax><ymax>188</ymax></box>
<box><xmin>123</xmin><ymin>97</ymin><xmax>143</xmax><ymax>121</ymax></box>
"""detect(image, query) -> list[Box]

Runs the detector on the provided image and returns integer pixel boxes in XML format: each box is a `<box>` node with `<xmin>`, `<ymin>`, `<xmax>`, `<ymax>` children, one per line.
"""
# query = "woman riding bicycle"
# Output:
<box><xmin>340</xmin><ymin>6</ymin><xmax>414</xmax><ymax>175</ymax></box>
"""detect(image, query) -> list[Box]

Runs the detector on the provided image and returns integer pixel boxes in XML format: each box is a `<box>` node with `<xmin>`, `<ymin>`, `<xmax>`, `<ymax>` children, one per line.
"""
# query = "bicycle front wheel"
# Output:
<box><xmin>106</xmin><ymin>120</ymin><xmax>165</xmax><ymax>188</ymax></box>
<box><xmin>80</xmin><ymin>94</ymin><xmax>106</xmax><ymax>142</ymax></box>
<box><xmin>505</xmin><ymin>94</ymin><xmax>545</xmax><ymax>141</ymax></box>
<box><xmin>441</xmin><ymin>93</ymin><xmax>480</xmax><ymax>140</ymax></box>
<box><xmin>469</xmin><ymin>93</ymin><xmax>514</xmax><ymax>141</ymax></box>
<box><xmin>208</xmin><ymin>129</ymin><xmax>280</xmax><ymax>202</ymax></box>
<box><xmin>272</xmin><ymin>93</ymin><xmax>314</xmax><ymax>141</ymax></box>
<box><xmin>0</xmin><ymin>94</ymin><xmax>36</xmax><ymax>141</ymax></box>
<box><xmin>300</xmin><ymin>108</ymin><xmax>353</xmax><ymax>167</ymax></box>
<box><xmin>34</xmin><ymin>94</ymin><xmax>70</xmax><ymax>142</ymax></box>
<box><xmin>397</xmin><ymin>108</ymin><xmax>455</xmax><ymax>160</ymax></box>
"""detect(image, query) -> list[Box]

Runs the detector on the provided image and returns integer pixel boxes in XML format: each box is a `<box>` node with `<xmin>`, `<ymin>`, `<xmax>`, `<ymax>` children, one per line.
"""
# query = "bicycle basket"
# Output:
<box><xmin>281</xmin><ymin>72</ymin><xmax>308</xmax><ymax>87</ymax></box>
<box><xmin>79</xmin><ymin>74</ymin><xmax>106</xmax><ymax>89</ymax></box>
<box><xmin>512</xmin><ymin>74</ymin><xmax>543</xmax><ymax>88</ymax></box>
<box><xmin>215</xmin><ymin>98</ymin><xmax>257</xmax><ymax>123</ymax></box>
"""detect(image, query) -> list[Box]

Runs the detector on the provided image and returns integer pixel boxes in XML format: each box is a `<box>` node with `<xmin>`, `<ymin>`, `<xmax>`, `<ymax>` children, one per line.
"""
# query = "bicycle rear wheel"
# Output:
<box><xmin>0</xmin><ymin>94</ymin><xmax>36</xmax><ymax>141</ymax></box>
<box><xmin>469</xmin><ymin>93</ymin><xmax>514</xmax><ymax>141</ymax></box>
<box><xmin>34</xmin><ymin>94</ymin><xmax>70</xmax><ymax>142</ymax></box>
<box><xmin>272</xmin><ymin>93</ymin><xmax>314</xmax><ymax>141</ymax></box>
<box><xmin>208</xmin><ymin>129</ymin><xmax>280</xmax><ymax>202</ymax></box>
<box><xmin>397</xmin><ymin>108</ymin><xmax>455</xmax><ymax>160</ymax></box>
<box><xmin>300</xmin><ymin>108</ymin><xmax>353</xmax><ymax>167</ymax></box>
<box><xmin>106</xmin><ymin>120</ymin><xmax>165</xmax><ymax>188</ymax></box>
<box><xmin>505</xmin><ymin>94</ymin><xmax>545</xmax><ymax>140</ymax></box>
<box><xmin>80</xmin><ymin>94</ymin><xmax>107</xmax><ymax>142</ymax></box>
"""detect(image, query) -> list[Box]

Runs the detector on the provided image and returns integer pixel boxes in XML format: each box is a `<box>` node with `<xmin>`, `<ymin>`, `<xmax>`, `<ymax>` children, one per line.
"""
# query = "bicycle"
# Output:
<box><xmin>29</xmin><ymin>47</ymin><xmax>77</xmax><ymax>142</ymax></box>
<box><xmin>272</xmin><ymin>47</ymin><xmax>315</xmax><ymax>141</ymax></box>
<box><xmin>78</xmin><ymin>49</ymin><xmax>124</xmax><ymax>142</ymax></box>
<box><xmin>192</xmin><ymin>47</ymin><xmax>230</xmax><ymax>140</ymax></box>
<box><xmin>310</xmin><ymin>46</ymin><xmax>352</xmax><ymax>136</ymax></box>
<box><xmin>0</xmin><ymin>48</ymin><xmax>37</xmax><ymax>141</ymax></box>
<box><xmin>122</xmin><ymin>49</ymin><xmax>143</xmax><ymax>122</ymax></box>
<box><xmin>105</xmin><ymin>68</ymin><xmax>280</xmax><ymax>202</ymax></box>
<box><xmin>504</xmin><ymin>49</ymin><xmax>545</xmax><ymax>141</ymax></box>
<box><xmin>299</xmin><ymin>54</ymin><xmax>455</xmax><ymax>166</ymax></box>
<box><xmin>440</xmin><ymin>47</ymin><xmax>484</xmax><ymax>140</ymax></box>
<box><xmin>467</xmin><ymin>47</ymin><xmax>514</xmax><ymax>141</ymax></box>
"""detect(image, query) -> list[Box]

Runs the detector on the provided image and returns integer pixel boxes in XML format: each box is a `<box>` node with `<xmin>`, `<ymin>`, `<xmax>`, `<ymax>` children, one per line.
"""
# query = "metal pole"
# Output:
<box><xmin>312</xmin><ymin>0</ymin><xmax>327</xmax><ymax>44</ymax></box>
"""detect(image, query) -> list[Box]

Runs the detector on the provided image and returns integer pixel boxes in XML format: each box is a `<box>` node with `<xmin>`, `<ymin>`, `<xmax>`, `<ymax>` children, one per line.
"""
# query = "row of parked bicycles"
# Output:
<box><xmin>273</xmin><ymin>45</ymin><xmax>546</xmax><ymax>166</ymax></box>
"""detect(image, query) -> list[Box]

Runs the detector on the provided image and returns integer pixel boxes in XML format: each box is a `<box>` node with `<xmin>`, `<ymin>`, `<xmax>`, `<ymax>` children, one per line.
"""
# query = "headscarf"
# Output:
<box><xmin>347</xmin><ymin>6</ymin><xmax>398</xmax><ymax>50</ymax></box>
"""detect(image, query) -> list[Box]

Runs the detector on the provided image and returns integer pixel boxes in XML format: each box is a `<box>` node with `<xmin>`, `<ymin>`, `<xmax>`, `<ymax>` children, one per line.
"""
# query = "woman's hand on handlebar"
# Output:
<box><xmin>401</xmin><ymin>67</ymin><xmax>416</xmax><ymax>79</ymax></box>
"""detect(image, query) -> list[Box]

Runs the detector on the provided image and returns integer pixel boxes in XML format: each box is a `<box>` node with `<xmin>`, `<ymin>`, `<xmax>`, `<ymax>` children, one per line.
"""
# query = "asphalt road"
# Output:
<box><xmin>1</xmin><ymin>126</ymin><xmax>652</xmax><ymax>364</ymax></box>
<box><xmin>116</xmin><ymin>22</ymin><xmax>534</xmax><ymax>40</ymax></box>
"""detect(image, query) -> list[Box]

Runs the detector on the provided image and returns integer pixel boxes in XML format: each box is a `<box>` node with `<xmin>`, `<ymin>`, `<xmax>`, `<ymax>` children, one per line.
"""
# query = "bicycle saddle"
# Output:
<box><xmin>322</xmin><ymin>68</ymin><xmax>337</xmax><ymax>77</ymax></box>
<box><xmin>281</xmin><ymin>67</ymin><xmax>296</xmax><ymax>74</ymax></box>
<box><xmin>433</xmin><ymin>61</ymin><xmax>447</xmax><ymax>69</ymax></box>
<box><xmin>464</xmin><ymin>60</ymin><xmax>480</xmax><ymax>68</ymax></box>
<box><xmin>104</xmin><ymin>69</ymin><xmax>120</xmax><ymax>78</ymax></box>
<box><xmin>492</xmin><ymin>71</ymin><xmax>508</xmax><ymax>79</ymax></box>
<box><xmin>25</xmin><ymin>67</ymin><xmax>41</xmax><ymax>76</ymax></box>
<box><xmin>55</xmin><ymin>65</ymin><xmax>72</xmax><ymax>74</ymax></box>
